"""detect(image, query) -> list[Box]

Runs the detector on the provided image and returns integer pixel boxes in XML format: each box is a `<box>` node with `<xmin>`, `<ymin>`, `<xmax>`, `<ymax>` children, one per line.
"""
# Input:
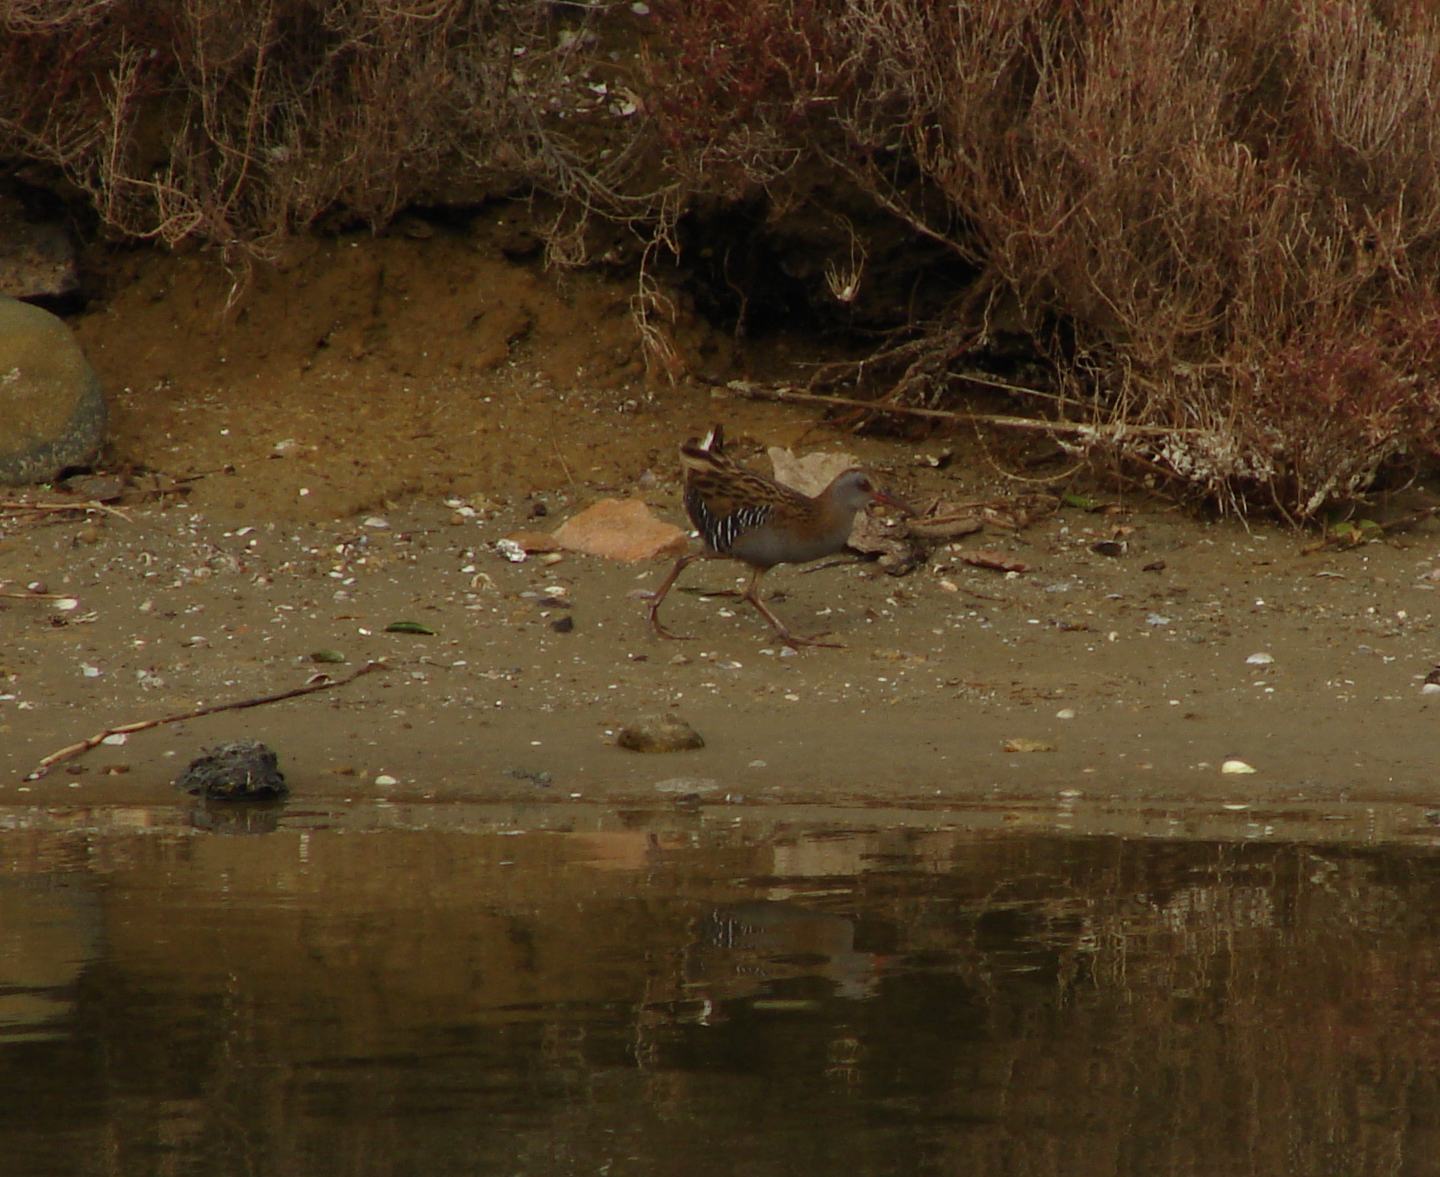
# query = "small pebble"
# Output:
<box><xmin>617</xmin><ymin>715</ymin><xmax>704</xmax><ymax>753</ymax></box>
<box><xmin>1003</xmin><ymin>738</ymin><xmax>1054</xmax><ymax>753</ymax></box>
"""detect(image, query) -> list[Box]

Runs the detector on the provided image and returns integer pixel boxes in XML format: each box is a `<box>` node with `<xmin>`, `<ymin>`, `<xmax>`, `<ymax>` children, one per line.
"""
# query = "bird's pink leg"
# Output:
<box><xmin>741</xmin><ymin>568</ymin><xmax>841</xmax><ymax>649</ymax></box>
<box><xmin>647</xmin><ymin>552</ymin><xmax>700</xmax><ymax>640</ymax></box>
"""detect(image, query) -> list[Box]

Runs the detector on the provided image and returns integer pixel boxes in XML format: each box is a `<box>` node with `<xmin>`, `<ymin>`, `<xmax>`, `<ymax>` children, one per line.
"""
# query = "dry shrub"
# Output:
<box><xmin>9</xmin><ymin>0</ymin><xmax>1440</xmax><ymax>517</ymax></box>
<box><xmin>0</xmin><ymin>0</ymin><xmax>648</xmax><ymax>263</ymax></box>
<box><xmin>644</xmin><ymin>0</ymin><xmax>1440</xmax><ymax>517</ymax></box>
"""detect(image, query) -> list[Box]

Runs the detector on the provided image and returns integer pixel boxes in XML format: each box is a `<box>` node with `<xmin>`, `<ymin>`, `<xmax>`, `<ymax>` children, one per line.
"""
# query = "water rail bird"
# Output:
<box><xmin>647</xmin><ymin>425</ymin><xmax>910</xmax><ymax>648</ymax></box>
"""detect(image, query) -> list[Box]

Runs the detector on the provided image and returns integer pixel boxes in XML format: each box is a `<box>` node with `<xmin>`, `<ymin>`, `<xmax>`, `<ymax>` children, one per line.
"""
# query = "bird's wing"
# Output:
<box><xmin>679</xmin><ymin>443</ymin><xmax>811</xmax><ymax>554</ymax></box>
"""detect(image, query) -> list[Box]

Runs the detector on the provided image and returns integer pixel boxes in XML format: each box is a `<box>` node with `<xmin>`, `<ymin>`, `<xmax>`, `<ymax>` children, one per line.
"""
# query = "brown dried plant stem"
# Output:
<box><xmin>25</xmin><ymin>660</ymin><xmax>386</xmax><ymax>781</ymax></box>
<box><xmin>0</xmin><ymin>499</ymin><xmax>133</xmax><ymax>521</ymax></box>
<box><xmin>722</xmin><ymin>382</ymin><xmax>1204</xmax><ymax>439</ymax></box>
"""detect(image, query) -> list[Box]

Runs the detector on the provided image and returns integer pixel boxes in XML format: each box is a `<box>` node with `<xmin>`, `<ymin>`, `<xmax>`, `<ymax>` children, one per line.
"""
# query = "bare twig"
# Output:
<box><xmin>24</xmin><ymin>660</ymin><xmax>386</xmax><ymax>780</ymax></box>
<box><xmin>0</xmin><ymin>498</ymin><xmax>133</xmax><ymax>521</ymax></box>
<box><xmin>719</xmin><ymin>380</ymin><xmax>1207</xmax><ymax>439</ymax></box>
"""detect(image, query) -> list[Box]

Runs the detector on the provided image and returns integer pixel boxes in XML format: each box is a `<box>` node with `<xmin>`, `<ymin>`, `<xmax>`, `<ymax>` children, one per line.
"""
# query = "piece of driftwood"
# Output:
<box><xmin>0</xmin><ymin>498</ymin><xmax>133</xmax><ymax>522</ymax></box>
<box><xmin>906</xmin><ymin>513</ymin><xmax>985</xmax><ymax>540</ymax></box>
<box><xmin>720</xmin><ymin>380</ymin><xmax>1207</xmax><ymax>438</ymax></box>
<box><xmin>24</xmin><ymin>660</ymin><xmax>386</xmax><ymax>780</ymax></box>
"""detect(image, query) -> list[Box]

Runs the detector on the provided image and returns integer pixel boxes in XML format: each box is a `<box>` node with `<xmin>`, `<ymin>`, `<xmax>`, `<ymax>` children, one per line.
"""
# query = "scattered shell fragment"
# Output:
<box><xmin>1220</xmin><ymin>759</ymin><xmax>1258</xmax><ymax>775</ymax></box>
<box><xmin>1246</xmin><ymin>652</ymin><xmax>1275</xmax><ymax>666</ymax></box>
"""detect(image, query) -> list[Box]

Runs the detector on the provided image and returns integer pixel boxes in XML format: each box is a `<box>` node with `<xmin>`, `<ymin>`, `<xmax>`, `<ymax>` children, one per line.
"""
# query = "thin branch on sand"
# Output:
<box><xmin>25</xmin><ymin>660</ymin><xmax>386</xmax><ymax>781</ymax></box>
<box><xmin>0</xmin><ymin>498</ymin><xmax>133</xmax><ymax>522</ymax></box>
<box><xmin>719</xmin><ymin>380</ymin><xmax>1205</xmax><ymax>439</ymax></box>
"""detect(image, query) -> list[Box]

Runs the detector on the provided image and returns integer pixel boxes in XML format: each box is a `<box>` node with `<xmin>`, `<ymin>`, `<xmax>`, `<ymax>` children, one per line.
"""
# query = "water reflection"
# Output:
<box><xmin>2</xmin><ymin>802</ymin><xmax>1439</xmax><ymax>1176</ymax></box>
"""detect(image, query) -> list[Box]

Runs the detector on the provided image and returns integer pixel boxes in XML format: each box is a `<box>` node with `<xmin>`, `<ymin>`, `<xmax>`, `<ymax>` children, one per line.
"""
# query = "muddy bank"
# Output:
<box><xmin>4</xmin><ymin>235</ymin><xmax>1440</xmax><ymax>821</ymax></box>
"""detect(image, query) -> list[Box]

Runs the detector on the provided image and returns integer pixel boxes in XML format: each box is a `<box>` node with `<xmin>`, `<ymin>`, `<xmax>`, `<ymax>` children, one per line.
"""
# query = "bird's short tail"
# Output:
<box><xmin>679</xmin><ymin>423</ymin><xmax>727</xmax><ymax>473</ymax></box>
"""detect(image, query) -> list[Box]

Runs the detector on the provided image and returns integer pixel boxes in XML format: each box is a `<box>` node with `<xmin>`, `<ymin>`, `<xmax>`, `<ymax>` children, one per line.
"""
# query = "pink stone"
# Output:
<box><xmin>551</xmin><ymin>498</ymin><xmax>688</xmax><ymax>562</ymax></box>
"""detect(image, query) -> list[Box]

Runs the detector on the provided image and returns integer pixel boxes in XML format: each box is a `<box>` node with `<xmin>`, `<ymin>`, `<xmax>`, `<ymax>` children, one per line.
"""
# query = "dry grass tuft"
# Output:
<box><xmin>643</xmin><ymin>0</ymin><xmax>1440</xmax><ymax>517</ymax></box>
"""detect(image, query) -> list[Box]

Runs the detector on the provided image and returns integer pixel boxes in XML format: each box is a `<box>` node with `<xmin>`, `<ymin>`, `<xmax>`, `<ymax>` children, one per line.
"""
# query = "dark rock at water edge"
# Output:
<box><xmin>176</xmin><ymin>740</ymin><xmax>289</xmax><ymax>801</ymax></box>
<box><xmin>0</xmin><ymin>295</ymin><xmax>107</xmax><ymax>484</ymax></box>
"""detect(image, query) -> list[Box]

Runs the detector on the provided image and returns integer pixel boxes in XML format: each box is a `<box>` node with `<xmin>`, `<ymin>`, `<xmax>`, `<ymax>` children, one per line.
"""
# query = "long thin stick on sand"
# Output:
<box><xmin>721</xmin><ymin>380</ymin><xmax>1206</xmax><ymax>438</ymax></box>
<box><xmin>25</xmin><ymin>660</ymin><xmax>386</xmax><ymax>781</ymax></box>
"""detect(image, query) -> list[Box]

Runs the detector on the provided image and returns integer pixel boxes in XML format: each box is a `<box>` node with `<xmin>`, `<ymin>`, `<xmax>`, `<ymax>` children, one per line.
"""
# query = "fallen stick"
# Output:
<box><xmin>25</xmin><ymin>660</ymin><xmax>386</xmax><ymax>781</ymax></box>
<box><xmin>0</xmin><ymin>498</ymin><xmax>133</xmax><ymax>522</ymax></box>
<box><xmin>720</xmin><ymin>380</ymin><xmax>1207</xmax><ymax>438</ymax></box>
<box><xmin>907</xmin><ymin>513</ymin><xmax>985</xmax><ymax>540</ymax></box>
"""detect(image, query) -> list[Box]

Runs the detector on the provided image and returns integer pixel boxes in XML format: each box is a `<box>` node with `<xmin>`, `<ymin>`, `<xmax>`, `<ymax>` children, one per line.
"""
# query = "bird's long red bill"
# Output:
<box><xmin>870</xmin><ymin>487</ymin><xmax>914</xmax><ymax>515</ymax></box>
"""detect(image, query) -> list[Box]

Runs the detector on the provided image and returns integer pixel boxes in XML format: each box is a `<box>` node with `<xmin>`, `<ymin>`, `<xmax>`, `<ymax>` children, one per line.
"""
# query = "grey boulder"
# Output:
<box><xmin>0</xmin><ymin>295</ymin><xmax>107</xmax><ymax>484</ymax></box>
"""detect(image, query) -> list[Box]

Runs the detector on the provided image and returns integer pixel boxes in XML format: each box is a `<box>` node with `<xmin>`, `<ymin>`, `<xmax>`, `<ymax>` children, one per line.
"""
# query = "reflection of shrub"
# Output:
<box><xmin>642</xmin><ymin>0</ymin><xmax>1440</xmax><ymax>517</ymax></box>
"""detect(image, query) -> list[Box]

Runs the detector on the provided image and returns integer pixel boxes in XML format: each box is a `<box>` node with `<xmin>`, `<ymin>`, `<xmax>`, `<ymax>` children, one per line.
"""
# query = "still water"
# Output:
<box><xmin>3</xmin><ymin>799</ymin><xmax>1440</xmax><ymax>1176</ymax></box>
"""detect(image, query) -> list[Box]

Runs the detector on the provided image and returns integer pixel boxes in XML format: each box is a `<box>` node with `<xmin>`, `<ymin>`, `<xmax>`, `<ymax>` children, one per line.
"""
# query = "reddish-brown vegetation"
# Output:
<box><xmin>5</xmin><ymin>0</ymin><xmax>1440</xmax><ymax>517</ymax></box>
